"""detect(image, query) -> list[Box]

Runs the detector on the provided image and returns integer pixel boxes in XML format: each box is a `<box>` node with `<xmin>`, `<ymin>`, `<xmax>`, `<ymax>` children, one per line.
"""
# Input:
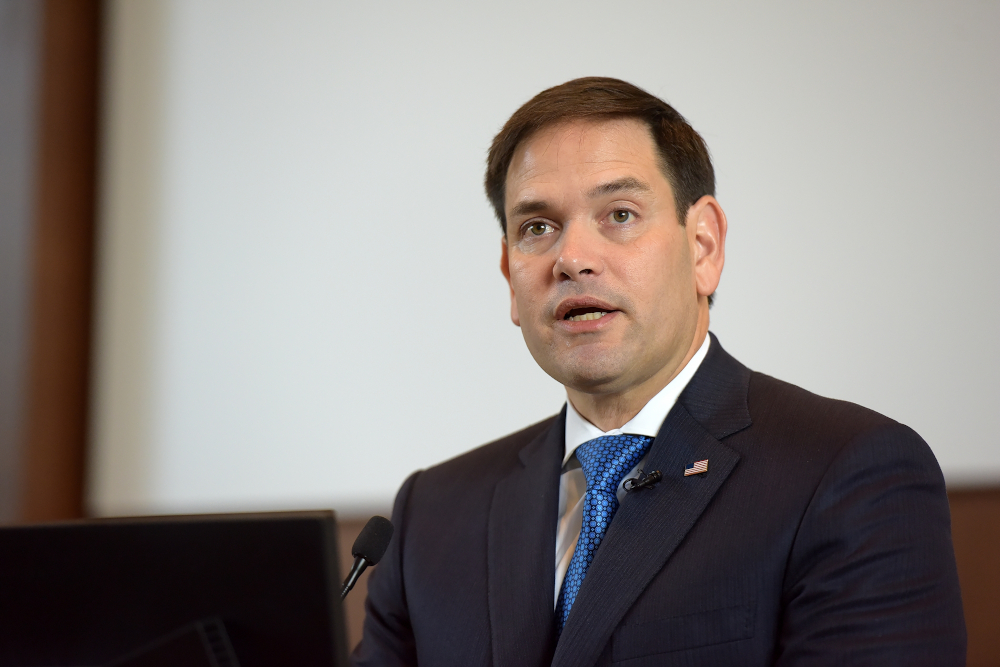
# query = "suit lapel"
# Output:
<box><xmin>551</xmin><ymin>335</ymin><xmax>752</xmax><ymax>667</ymax></box>
<box><xmin>488</xmin><ymin>409</ymin><xmax>565</xmax><ymax>667</ymax></box>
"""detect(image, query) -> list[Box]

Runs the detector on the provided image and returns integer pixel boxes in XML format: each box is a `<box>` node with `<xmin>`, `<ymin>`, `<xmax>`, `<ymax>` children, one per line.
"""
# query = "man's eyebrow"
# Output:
<box><xmin>508</xmin><ymin>177</ymin><xmax>652</xmax><ymax>219</ymax></box>
<box><xmin>587</xmin><ymin>177</ymin><xmax>652</xmax><ymax>199</ymax></box>
<box><xmin>509</xmin><ymin>199</ymin><xmax>550</xmax><ymax>219</ymax></box>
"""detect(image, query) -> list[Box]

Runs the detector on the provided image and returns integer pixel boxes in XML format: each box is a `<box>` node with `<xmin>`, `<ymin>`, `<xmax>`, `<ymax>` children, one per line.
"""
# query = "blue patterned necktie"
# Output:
<box><xmin>556</xmin><ymin>433</ymin><xmax>654</xmax><ymax>633</ymax></box>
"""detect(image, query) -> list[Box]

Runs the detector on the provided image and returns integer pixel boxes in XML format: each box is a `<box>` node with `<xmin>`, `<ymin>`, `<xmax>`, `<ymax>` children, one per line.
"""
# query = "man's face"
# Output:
<box><xmin>500</xmin><ymin>118</ymin><xmax>704</xmax><ymax>398</ymax></box>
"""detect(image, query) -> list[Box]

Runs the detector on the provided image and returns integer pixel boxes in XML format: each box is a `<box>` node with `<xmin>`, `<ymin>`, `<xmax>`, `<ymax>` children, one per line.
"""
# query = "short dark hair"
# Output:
<box><xmin>485</xmin><ymin>77</ymin><xmax>715</xmax><ymax>235</ymax></box>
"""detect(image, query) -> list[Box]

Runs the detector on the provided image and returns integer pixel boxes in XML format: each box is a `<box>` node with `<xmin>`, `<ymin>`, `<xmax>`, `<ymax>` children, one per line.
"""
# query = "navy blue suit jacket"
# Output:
<box><xmin>353</xmin><ymin>335</ymin><xmax>965</xmax><ymax>666</ymax></box>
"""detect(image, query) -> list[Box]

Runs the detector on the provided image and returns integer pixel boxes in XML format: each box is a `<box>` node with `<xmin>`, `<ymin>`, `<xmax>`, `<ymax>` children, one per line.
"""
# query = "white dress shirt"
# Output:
<box><xmin>553</xmin><ymin>334</ymin><xmax>711</xmax><ymax>604</ymax></box>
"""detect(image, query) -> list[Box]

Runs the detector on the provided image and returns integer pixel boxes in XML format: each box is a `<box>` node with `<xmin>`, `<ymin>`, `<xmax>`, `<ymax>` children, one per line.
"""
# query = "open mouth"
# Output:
<box><xmin>564</xmin><ymin>307</ymin><xmax>612</xmax><ymax>322</ymax></box>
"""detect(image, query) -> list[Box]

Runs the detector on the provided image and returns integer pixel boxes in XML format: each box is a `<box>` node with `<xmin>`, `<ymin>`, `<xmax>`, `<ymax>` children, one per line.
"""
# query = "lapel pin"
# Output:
<box><xmin>684</xmin><ymin>459</ymin><xmax>709</xmax><ymax>476</ymax></box>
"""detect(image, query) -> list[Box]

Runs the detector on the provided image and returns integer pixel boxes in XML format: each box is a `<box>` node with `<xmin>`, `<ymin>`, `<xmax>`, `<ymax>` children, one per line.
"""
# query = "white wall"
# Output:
<box><xmin>90</xmin><ymin>0</ymin><xmax>1000</xmax><ymax>517</ymax></box>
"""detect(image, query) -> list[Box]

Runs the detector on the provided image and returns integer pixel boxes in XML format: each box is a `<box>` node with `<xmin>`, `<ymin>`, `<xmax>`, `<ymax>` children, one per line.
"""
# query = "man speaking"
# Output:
<box><xmin>353</xmin><ymin>77</ymin><xmax>965</xmax><ymax>666</ymax></box>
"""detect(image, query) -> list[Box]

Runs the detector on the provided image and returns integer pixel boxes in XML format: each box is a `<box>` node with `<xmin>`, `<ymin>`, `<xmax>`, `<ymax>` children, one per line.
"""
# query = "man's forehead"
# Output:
<box><xmin>508</xmin><ymin>118</ymin><xmax>656</xmax><ymax>176</ymax></box>
<box><xmin>504</xmin><ymin>118</ymin><xmax>667</xmax><ymax>211</ymax></box>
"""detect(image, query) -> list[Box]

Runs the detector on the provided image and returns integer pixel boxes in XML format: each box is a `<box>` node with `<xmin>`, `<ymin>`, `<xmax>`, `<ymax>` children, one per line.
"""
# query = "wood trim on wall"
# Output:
<box><xmin>17</xmin><ymin>0</ymin><xmax>102</xmax><ymax>522</ymax></box>
<box><xmin>0</xmin><ymin>0</ymin><xmax>44</xmax><ymax>523</ymax></box>
<box><xmin>948</xmin><ymin>487</ymin><xmax>1000</xmax><ymax>667</ymax></box>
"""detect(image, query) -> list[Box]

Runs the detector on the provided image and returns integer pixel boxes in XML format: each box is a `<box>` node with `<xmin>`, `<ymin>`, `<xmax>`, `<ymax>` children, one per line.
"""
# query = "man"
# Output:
<box><xmin>353</xmin><ymin>77</ymin><xmax>965</xmax><ymax>666</ymax></box>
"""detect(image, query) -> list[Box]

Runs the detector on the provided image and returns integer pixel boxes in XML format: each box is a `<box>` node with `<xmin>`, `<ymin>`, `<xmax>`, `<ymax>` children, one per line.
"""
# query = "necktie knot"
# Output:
<box><xmin>576</xmin><ymin>434</ymin><xmax>654</xmax><ymax>496</ymax></box>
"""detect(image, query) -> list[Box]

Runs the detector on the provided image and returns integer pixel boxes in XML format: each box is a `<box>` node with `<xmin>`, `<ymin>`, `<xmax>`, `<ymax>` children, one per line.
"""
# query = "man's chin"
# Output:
<box><xmin>526</xmin><ymin>338</ymin><xmax>634</xmax><ymax>390</ymax></box>
<box><xmin>547</xmin><ymin>362</ymin><xmax>631</xmax><ymax>396</ymax></box>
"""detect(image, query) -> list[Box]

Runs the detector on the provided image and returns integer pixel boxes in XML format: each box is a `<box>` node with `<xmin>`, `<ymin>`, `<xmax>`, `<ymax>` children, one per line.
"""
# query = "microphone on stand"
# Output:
<box><xmin>341</xmin><ymin>515</ymin><xmax>394</xmax><ymax>600</ymax></box>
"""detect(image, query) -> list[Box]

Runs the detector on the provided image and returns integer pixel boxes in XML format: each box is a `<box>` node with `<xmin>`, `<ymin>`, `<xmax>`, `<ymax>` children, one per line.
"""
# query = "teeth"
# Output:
<box><xmin>568</xmin><ymin>311</ymin><xmax>608</xmax><ymax>322</ymax></box>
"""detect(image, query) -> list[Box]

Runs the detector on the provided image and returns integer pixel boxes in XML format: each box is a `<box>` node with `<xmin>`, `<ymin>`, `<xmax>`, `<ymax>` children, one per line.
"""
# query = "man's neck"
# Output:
<box><xmin>567</xmin><ymin>313</ymin><xmax>709</xmax><ymax>432</ymax></box>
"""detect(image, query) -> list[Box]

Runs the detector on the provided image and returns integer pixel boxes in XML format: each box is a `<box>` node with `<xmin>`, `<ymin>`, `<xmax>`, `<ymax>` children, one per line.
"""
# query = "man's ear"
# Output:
<box><xmin>687</xmin><ymin>195</ymin><xmax>727</xmax><ymax>299</ymax></box>
<box><xmin>499</xmin><ymin>237</ymin><xmax>521</xmax><ymax>327</ymax></box>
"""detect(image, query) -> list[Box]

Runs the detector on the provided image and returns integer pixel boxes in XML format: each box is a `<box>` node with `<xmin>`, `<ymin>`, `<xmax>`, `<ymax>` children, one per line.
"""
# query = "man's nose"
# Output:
<box><xmin>552</xmin><ymin>221</ymin><xmax>604</xmax><ymax>281</ymax></box>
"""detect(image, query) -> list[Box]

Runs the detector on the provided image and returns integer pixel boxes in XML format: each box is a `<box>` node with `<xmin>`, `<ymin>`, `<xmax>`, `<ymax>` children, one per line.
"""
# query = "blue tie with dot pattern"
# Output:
<box><xmin>556</xmin><ymin>433</ymin><xmax>654</xmax><ymax>633</ymax></box>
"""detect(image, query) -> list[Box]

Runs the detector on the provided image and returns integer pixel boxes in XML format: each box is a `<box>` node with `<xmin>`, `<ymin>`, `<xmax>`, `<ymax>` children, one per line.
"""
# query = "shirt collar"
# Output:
<box><xmin>563</xmin><ymin>333</ymin><xmax>711</xmax><ymax>465</ymax></box>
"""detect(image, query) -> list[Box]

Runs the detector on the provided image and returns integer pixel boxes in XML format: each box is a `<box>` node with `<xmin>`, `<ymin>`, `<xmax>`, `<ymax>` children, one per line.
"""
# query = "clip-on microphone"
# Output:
<box><xmin>341</xmin><ymin>515</ymin><xmax>394</xmax><ymax>600</ymax></box>
<box><xmin>623</xmin><ymin>469</ymin><xmax>662</xmax><ymax>493</ymax></box>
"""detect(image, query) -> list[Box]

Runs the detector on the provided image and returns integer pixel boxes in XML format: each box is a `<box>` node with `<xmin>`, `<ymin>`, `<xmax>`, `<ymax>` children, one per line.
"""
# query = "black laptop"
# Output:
<box><xmin>0</xmin><ymin>510</ymin><xmax>349</xmax><ymax>666</ymax></box>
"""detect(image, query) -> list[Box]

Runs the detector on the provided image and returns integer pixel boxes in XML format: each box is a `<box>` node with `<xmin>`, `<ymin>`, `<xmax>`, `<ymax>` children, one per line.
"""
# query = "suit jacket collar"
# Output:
<box><xmin>488</xmin><ymin>408</ymin><xmax>565</xmax><ymax>667</ymax></box>
<box><xmin>680</xmin><ymin>332</ymin><xmax>753</xmax><ymax>440</ymax></box>
<box><xmin>551</xmin><ymin>333</ymin><xmax>753</xmax><ymax>667</ymax></box>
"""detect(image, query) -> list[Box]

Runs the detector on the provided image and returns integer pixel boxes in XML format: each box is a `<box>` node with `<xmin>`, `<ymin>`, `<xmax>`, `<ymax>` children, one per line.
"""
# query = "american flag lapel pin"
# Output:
<box><xmin>684</xmin><ymin>459</ymin><xmax>709</xmax><ymax>476</ymax></box>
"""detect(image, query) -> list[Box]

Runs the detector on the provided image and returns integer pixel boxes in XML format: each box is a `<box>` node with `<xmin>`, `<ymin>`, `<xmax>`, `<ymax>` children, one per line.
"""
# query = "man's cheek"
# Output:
<box><xmin>521</xmin><ymin>300</ymin><xmax>546</xmax><ymax>335</ymax></box>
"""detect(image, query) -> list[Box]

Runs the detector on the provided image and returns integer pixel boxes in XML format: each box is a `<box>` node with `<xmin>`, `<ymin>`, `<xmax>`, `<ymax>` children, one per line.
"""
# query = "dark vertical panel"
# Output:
<box><xmin>949</xmin><ymin>488</ymin><xmax>1000</xmax><ymax>667</ymax></box>
<box><xmin>0</xmin><ymin>1</ymin><xmax>44</xmax><ymax>522</ymax></box>
<box><xmin>19</xmin><ymin>0</ymin><xmax>102</xmax><ymax>522</ymax></box>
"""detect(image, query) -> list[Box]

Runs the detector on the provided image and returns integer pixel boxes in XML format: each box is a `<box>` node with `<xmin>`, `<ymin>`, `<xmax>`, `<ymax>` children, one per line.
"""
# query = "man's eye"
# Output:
<box><xmin>611</xmin><ymin>210</ymin><xmax>633</xmax><ymax>224</ymax></box>
<box><xmin>526</xmin><ymin>222</ymin><xmax>550</xmax><ymax>236</ymax></box>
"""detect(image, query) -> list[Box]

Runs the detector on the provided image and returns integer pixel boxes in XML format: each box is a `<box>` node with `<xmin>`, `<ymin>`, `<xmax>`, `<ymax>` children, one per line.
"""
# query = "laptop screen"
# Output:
<box><xmin>0</xmin><ymin>510</ymin><xmax>349</xmax><ymax>667</ymax></box>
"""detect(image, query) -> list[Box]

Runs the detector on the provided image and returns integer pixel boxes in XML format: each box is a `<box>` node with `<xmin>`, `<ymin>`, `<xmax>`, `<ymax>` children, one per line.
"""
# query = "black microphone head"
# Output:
<box><xmin>352</xmin><ymin>515</ymin><xmax>394</xmax><ymax>564</ymax></box>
